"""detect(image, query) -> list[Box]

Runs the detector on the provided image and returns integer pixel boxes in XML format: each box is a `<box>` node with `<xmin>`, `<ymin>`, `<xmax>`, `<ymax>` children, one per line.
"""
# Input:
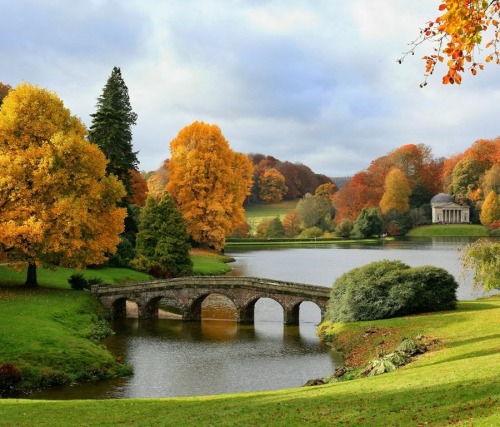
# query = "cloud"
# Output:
<box><xmin>2</xmin><ymin>0</ymin><xmax>499</xmax><ymax>178</ymax></box>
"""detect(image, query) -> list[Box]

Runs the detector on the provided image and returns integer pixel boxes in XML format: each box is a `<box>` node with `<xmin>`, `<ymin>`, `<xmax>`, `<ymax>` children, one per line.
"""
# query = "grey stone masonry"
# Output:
<box><xmin>91</xmin><ymin>276</ymin><xmax>331</xmax><ymax>325</ymax></box>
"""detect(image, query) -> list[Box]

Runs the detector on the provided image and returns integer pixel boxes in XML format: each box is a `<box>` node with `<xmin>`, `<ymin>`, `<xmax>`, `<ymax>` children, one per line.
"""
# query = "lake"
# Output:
<box><xmin>27</xmin><ymin>237</ymin><xmax>497</xmax><ymax>400</ymax></box>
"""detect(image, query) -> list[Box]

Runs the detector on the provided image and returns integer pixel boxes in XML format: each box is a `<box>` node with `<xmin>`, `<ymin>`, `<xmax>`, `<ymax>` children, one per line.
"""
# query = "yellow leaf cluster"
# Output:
<box><xmin>0</xmin><ymin>83</ymin><xmax>126</xmax><ymax>269</ymax></box>
<box><xmin>166</xmin><ymin>122</ymin><xmax>253</xmax><ymax>250</ymax></box>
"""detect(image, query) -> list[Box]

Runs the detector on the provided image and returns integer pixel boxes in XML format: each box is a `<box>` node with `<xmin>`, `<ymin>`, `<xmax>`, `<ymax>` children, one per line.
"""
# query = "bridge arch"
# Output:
<box><xmin>185</xmin><ymin>292</ymin><xmax>238</xmax><ymax>322</ymax></box>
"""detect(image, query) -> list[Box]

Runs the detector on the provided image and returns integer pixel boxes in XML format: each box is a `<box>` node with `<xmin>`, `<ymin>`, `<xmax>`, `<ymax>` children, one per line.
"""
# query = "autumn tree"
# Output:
<box><xmin>166</xmin><ymin>122</ymin><xmax>253</xmax><ymax>250</ymax></box>
<box><xmin>132</xmin><ymin>195</ymin><xmax>192</xmax><ymax>277</ymax></box>
<box><xmin>449</xmin><ymin>156</ymin><xmax>482</xmax><ymax>203</ymax></box>
<box><xmin>0</xmin><ymin>83</ymin><xmax>126</xmax><ymax>287</ymax></box>
<box><xmin>480</xmin><ymin>191</ymin><xmax>500</xmax><ymax>226</ymax></box>
<box><xmin>296</xmin><ymin>193</ymin><xmax>334</xmax><ymax>230</ymax></box>
<box><xmin>282</xmin><ymin>210</ymin><xmax>303</xmax><ymax>237</ymax></box>
<box><xmin>146</xmin><ymin>159</ymin><xmax>169</xmax><ymax>199</ymax></box>
<box><xmin>380</xmin><ymin>168</ymin><xmax>412</xmax><ymax>214</ymax></box>
<box><xmin>258</xmin><ymin>168</ymin><xmax>288</xmax><ymax>203</ymax></box>
<box><xmin>0</xmin><ymin>82</ymin><xmax>11</xmax><ymax>106</ymax></box>
<box><xmin>314</xmin><ymin>182</ymin><xmax>338</xmax><ymax>201</ymax></box>
<box><xmin>128</xmin><ymin>169</ymin><xmax>148</xmax><ymax>207</ymax></box>
<box><xmin>88</xmin><ymin>66</ymin><xmax>138</xmax><ymax>198</ymax></box>
<box><xmin>402</xmin><ymin>0</ymin><xmax>500</xmax><ymax>84</ymax></box>
<box><xmin>482</xmin><ymin>164</ymin><xmax>500</xmax><ymax>195</ymax></box>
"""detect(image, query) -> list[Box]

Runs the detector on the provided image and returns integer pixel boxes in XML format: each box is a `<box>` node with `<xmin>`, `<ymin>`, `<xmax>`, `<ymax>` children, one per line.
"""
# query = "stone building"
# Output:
<box><xmin>430</xmin><ymin>193</ymin><xmax>470</xmax><ymax>224</ymax></box>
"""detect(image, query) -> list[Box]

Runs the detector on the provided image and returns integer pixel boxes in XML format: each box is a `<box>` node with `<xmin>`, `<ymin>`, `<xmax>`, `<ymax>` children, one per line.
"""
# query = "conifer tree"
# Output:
<box><xmin>88</xmin><ymin>67</ymin><xmax>138</xmax><ymax>198</ymax></box>
<box><xmin>353</xmin><ymin>208</ymin><xmax>383</xmax><ymax>238</ymax></box>
<box><xmin>132</xmin><ymin>195</ymin><xmax>193</xmax><ymax>277</ymax></box>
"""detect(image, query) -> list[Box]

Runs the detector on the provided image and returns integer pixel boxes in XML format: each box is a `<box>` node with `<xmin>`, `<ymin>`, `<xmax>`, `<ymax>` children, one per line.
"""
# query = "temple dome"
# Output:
<box><xmin>430</xmin><ymin>193</ymin><xmax>455</xmax><ymax>204</ymax></box>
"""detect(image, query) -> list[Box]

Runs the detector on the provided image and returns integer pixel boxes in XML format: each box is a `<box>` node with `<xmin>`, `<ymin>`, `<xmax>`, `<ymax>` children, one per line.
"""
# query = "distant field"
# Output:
<box><xmin>407</xmin><ymin>224</ymin><xmax>488</xmax><ymax>237</ymax></box>
<box><xmin>245</xmin><ymin>200</ymin><xmax>299</xmax><ymax>232</ymax></box>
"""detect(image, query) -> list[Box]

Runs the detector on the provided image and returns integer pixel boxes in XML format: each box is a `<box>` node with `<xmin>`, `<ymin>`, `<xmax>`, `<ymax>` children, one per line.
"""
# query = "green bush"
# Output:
<box><xmin>68</xmin><ymin>274</ymin><xmax>105</xmax><ymax>290</ymax></box>
<box><xmin>68</xmin><ymin>273</ymin><xmax>88</xmax><ymax>291</ymax></box>
<box><xmin>326</xmin><ymin>260</ymin><xmax>458</xmax><ymax>322</ymax></box>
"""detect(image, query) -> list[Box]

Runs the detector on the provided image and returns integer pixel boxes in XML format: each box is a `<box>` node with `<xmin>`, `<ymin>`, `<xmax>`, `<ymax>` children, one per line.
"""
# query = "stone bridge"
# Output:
<box><xmin>91</xmin><ymin>276</ymin><xmax>331</xmax><ymax>325</ymax></box>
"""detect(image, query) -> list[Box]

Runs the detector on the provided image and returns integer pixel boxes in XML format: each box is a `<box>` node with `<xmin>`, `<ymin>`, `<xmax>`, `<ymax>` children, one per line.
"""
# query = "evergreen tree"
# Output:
<box><xmin>88</xmin><ymin>66</ymin><xmax>138</xmax><ymax>197</ymax></box>
<box><xmin>132</xmin><ymin>195</ymin><xmax>193</xmax><ymax>277</ymax></box>
<box><xmin>353</xmin><ymin>208</ymin><xmax>383</xmax><ymax>238</ymax></box>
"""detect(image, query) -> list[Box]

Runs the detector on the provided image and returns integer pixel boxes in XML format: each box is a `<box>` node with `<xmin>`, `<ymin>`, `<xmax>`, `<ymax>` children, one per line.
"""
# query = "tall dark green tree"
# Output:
<box><xmin>132</xmin><ymin>195</ymin><xmax>193</xmax><ymax>277</ymax></box>
<box><xmin>88</xmin><ymin>67</ymin><xmax>138</xmax><ymax>198</ymax></box>
<box><xmin>353</xmin><ymin>208</ymin><xmax>383</xmax><ymax>238</ymax></box>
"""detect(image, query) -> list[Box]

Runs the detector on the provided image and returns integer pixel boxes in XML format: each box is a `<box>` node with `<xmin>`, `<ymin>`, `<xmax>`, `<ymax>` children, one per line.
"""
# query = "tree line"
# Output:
<box><xmin>1</xmin><ymin>64</ymin><xmax>499</xmax><ymax>291</ymax></box>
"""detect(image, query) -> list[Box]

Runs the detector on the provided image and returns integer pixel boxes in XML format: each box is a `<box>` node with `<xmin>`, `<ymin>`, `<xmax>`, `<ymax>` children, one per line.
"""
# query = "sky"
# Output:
<box><xmin>2</xmin><ymin>0</ymin><xmax>500</xmax><ymax>177</ymax></box>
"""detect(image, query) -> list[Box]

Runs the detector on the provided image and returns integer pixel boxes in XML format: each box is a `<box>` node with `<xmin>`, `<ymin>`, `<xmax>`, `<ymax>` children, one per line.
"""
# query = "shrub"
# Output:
<box><xmin>68</xmin><ymin>273</ymin><xmax>88</xmax><ymax>291</ymax></box>
<box><xmin>0</xmin><ymin>363</ymin><xmax>21</xmax><ymax>395</ymax></box>
<box><xmin>326</xmin><ymin>260</ymin><xmax>458</xmax><ymax>322</ymax></box>
<box><xmin>68</xmin><ymin>275</ymin><xmax>103</xmax><ymax>290</ymax></box>
<box><xmin>298</xmin><ymin>226</ymin><xmax>323</xmax><ymax>238</ymax></box>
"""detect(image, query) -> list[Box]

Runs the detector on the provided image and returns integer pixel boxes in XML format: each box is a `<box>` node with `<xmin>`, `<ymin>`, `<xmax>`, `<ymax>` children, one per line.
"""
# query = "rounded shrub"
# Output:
<box><xmin>326</xmin><ymin>260</ymin><xmax>458</xmax><ymax>322</ymax></box>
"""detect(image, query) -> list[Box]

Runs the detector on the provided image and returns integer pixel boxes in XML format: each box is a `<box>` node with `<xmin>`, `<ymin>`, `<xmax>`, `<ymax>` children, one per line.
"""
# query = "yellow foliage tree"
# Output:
<box><xmin>480</xmin><ymin>190</ymin><xmax>500</xmax><ymax>226</ymax></box>
<box><xmin>0</xmin><ymin>83</ymin><xmax>126</xmax><ymax>287</ymax></box>
<box><xmin>402</xmin><ymin>0</ymin><xmax>500</xmax><ymax>85</ymax></box>
<box><xmin>379</xmin><ymin>168</ymin><xmax>412</xmax><ymax>214</ymax></box>
<box><xmin>166</xmin><ymin>122</ymin><xmax>253</xmax><ymax>250</ymax></box>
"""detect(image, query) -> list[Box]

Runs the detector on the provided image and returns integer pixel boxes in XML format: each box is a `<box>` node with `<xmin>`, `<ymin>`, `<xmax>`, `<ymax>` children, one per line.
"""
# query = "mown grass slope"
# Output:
<box><xmin>245</xmin><ymin>200</ymin><xmax>298</xmax><ymax>233</ymax></box>
<box><xmin>407</xmin><ymin>224</ymin><xmax>488</xmax><ymax>237</ymax></box>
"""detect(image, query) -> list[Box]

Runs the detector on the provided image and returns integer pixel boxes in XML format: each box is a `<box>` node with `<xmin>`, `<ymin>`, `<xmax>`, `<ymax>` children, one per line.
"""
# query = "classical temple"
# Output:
<box><xmin>430</xmin><ymin>193</ymin><xmax>470</xmax><ymax>224</ymax></box>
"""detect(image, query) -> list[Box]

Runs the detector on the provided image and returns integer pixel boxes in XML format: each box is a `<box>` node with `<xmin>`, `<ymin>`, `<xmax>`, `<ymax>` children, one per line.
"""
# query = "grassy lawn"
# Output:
<box><xmin>0</xmin><ymin>266</ymin><xmax>152</xmax><ymax>289</ymax></box>
<box><xmin>0</xmin><ymin>286</ymin><xmax>131</xmax><ymax>392</ymax></box>
<box><xmin>407</xmin><ymin>224</ymin><xmax>488</xmax><ymax>237</ymax></box>
<box><xmin>245</xmin><ymin>200</ymin><xmax>299</xmax><ymax>233</ymax></box>
<box><xmin>190</xmin><ymin>248</ymin><xmax>233</xmax><ymax>275</ymax></box>
<box><xmin>1</xmin><ymin>296</ymin><xmax>498</xmax><ymax>426</ymax></box>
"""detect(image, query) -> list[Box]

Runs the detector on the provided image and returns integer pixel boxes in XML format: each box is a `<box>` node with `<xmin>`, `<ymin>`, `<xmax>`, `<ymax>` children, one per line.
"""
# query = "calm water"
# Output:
<box><xmin>27</xmin><ymin>237</ymin><xmax>497</xmax><ymax>400</ymax></box>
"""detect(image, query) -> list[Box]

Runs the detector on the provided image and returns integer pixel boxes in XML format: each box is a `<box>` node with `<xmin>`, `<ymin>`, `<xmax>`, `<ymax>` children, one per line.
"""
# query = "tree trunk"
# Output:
<box><xmin>24</xmin><ymin>262</ymin><xmax>38</xmax><ymax>288</ymax></box>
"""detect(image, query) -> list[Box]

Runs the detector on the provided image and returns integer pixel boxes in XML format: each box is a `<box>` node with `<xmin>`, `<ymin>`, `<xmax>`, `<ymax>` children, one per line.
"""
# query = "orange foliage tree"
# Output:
<box><xmin>166</xmin><ymin>122</ymin><xmax>253</xmax><ymax>250</ymax></box>
<box><xmin>128</xmin><ymin>169</ymin><xmax>148</xmax><ymax>206</ymax></box>
<box><xmin>282</xmin><ymin>210</ymin><xmax>303</xmax><ymax>237</ymax></box>
<box><xmin>401</xmin><ymin>0</ymin><xmax>500</xmax><ymax>85</ymax></box>
<box><xmin>0</xmin><ymin>83</ymin><xmax>126</xmax><ymax>287</ymax></box>
<box><xmin>146</xmin><ymin>159</ymin><xmax>169</xmax><ymax>199</ymax></box>
<box><xmin>258</xmin><ymin>168</ymin><xmax>288</xmax><ymax>203</ymax></box>
<box><xmin>380</xmin><ymin>168</ymin><xmax>412</xmax><ymax>214</ymax></box>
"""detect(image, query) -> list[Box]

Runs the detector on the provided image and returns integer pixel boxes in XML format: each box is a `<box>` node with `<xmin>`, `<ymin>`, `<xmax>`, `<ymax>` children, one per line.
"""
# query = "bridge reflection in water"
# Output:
<box><xmin>91</xmin><ymin>276</ymin><xmax>330</xmax><ymax>325</ymax></box>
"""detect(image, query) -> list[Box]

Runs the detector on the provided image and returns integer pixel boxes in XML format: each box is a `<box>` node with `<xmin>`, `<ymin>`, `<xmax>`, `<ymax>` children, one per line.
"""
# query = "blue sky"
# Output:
<box><xmin>2</xmin><ymin>0</ymin><xmax>500</xmax><ymax>176</ymax></box>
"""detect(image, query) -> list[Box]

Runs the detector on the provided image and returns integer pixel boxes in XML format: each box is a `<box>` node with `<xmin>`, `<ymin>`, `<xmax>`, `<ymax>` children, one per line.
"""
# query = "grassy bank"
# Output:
<box><xmin>407</xmin><ymin>224</ymin><xmax>488</xmax><ymax>237</ymax></box>
<box><xmin>0</xmin><ymin>286</ymin><xmax>131</xmax><ymax>393</ymax></box>
<box><xmin>1</xmin><ymin>296</ymin><xmax>498</xmax><ymax>426</ymax></box>
<box><xmin>0</xmin><ymin>250</ymin><xmax>231</xmax><ymax>395</ymax></box>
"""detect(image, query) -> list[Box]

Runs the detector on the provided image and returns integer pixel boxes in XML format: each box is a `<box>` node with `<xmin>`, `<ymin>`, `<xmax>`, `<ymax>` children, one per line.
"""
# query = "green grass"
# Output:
<box><xmin>1</xmin><ymin>296</ymin><xmax>498</xmax><ymax>426</ymax></box>
<box><xmin>0</xmin><ymin>265</ymin><xmax>152</xmax><ymax>289</ymax></box>
<box><xmin>191</xmin><ymin>255</ymin><xmax>232</xmax><ymax>275</ymax></box>
<box><xmin>245</xmin><ymin>200</ymin><xmax>298</xmax><ymax>232</ymax></box>
<box><xmin>0</xmin><ymin>286</ymin><xmax>131</xmax><ymax>392</ymax></box>
<box><xmin>407</xmin><ymin>224</ymin><xmax>488</xmax><ymax>237</ymax></box>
